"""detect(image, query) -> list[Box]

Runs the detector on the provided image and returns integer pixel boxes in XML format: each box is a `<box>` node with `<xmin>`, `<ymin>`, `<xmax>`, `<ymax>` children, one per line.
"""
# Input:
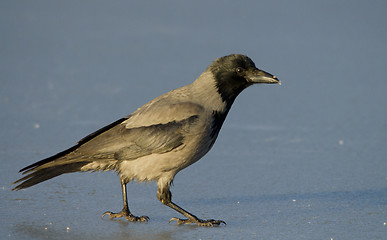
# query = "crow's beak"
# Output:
<box><xmin>247</xmin><ymin>69</ymin><xmax>281</xmax><ymax>85</ymax></box>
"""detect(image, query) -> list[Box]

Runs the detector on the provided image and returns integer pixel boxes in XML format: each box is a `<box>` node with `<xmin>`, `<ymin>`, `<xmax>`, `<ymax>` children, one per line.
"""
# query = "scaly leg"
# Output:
<box><xmin>157</xmin><ymin>183</ymin><xmax>226</xmax><ymax>227</ymax></box>
<box><xmin>102</xmin><ymin>177</ymin><xmax>149</xmax><ymax>222</ymax></box>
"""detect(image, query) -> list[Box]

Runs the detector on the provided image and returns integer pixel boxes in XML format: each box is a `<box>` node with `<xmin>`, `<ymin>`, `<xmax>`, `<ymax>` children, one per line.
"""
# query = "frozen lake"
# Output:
<box><xmin>1</xmin><ymin>1</ymin><xmax>386</xmax><ymax>239</ymax></box>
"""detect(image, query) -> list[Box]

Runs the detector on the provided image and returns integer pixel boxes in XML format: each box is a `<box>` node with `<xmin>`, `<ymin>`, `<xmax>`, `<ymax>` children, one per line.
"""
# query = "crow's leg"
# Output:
<box><xmin>102</xmin><ymin>177</ymin><xmax>149</xmax><ymax>222</ymax></box>
<box><xmin>157</xmin><ymin>183</ymin><xmax>226</xmax><ymax>227</ymax></box>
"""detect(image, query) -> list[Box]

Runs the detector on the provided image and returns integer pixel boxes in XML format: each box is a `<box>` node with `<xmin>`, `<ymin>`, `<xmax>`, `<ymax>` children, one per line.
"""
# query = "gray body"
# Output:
<box><xmin>13</xmin><ymin>54</ymin><xmax>280</xmax><ymax>226</ymax></box>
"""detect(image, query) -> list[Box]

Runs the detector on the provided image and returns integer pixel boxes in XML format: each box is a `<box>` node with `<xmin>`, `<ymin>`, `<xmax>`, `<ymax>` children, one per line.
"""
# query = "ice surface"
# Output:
<box><xmin>1</xmin><ymin>1</ymin><xmax>386</xmax><ymax>239</ymax></box>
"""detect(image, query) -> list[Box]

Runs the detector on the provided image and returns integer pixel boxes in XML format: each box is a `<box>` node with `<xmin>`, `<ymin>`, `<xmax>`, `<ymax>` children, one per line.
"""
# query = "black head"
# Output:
<box><xmin>209</xmin><ymin>54</ymin><xmax>279</xmax><ymax>105</ymax></box>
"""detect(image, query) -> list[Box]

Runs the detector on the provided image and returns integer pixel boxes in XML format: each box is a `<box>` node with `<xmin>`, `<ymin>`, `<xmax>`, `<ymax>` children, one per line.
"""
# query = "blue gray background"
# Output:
<box><xmin>1</xmin><ymin>1</ymin><xmax>386</xmax><ymax>239</ymax></box>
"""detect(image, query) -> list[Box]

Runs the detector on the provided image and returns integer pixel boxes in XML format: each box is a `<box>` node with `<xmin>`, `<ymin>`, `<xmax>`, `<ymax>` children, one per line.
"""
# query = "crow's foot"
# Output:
<box><xmin>169</xmin><ymin>217</ymin><xmax>226</xmax><ymax>227</ymax></box>
<box><xmin>102</xmin><ymin>210</ymin><xmax>149</xmax><ymax>222</ymax></box>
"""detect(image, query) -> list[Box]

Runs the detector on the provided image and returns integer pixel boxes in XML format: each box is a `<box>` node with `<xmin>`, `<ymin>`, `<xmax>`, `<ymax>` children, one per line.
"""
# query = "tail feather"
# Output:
<box><xmin>18</xmin><ymin>145</ymin><xmax>81</xmax><ymax>173</ymax></box>
<box><xmin>13</xmin><ymin>160</ymin><xmax>90</xmax><ymax>191</ymax></box>
<box><xmin>13</xmin><ymin>118</ymin><xmax>128</xmax><ymax>190</ymax></box>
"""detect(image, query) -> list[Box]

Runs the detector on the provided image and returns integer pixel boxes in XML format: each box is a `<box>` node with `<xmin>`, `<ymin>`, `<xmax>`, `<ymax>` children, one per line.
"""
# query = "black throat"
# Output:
<box><xmin>209</xmin><ymin>109</ymin><xmax>230</xmax><ymax>139</ymax></box>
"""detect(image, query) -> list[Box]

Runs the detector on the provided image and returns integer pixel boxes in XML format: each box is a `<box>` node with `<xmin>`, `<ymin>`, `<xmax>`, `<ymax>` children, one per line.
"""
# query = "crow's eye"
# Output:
<box><xmin>236</xmin><ymin>67</ymin><xmax>244</xmax><ymax>73</ymax></box>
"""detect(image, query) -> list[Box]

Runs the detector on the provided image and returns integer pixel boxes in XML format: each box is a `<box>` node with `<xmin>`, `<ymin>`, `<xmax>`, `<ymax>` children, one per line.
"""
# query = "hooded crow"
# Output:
<box><xmin>13</xmin><ymin>54</ymin><xmax>280</xmax><ymax>226</ymax></box>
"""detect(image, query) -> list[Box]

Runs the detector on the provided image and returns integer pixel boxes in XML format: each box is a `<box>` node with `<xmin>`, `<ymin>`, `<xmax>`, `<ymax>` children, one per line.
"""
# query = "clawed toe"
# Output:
<box><xmin>169</xmin><ymin>217</ymin><xmax>226</xmax><ymax>227</ymax></box>
<box><xmin>102</xmin><ymin>210</ymin><xmax>149</xmax><ymax>222</ymax></box>
<box><xmin>128</xmin><ymin>215</ymin><xmax>149</xmax><ymax>222</ymax></box>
